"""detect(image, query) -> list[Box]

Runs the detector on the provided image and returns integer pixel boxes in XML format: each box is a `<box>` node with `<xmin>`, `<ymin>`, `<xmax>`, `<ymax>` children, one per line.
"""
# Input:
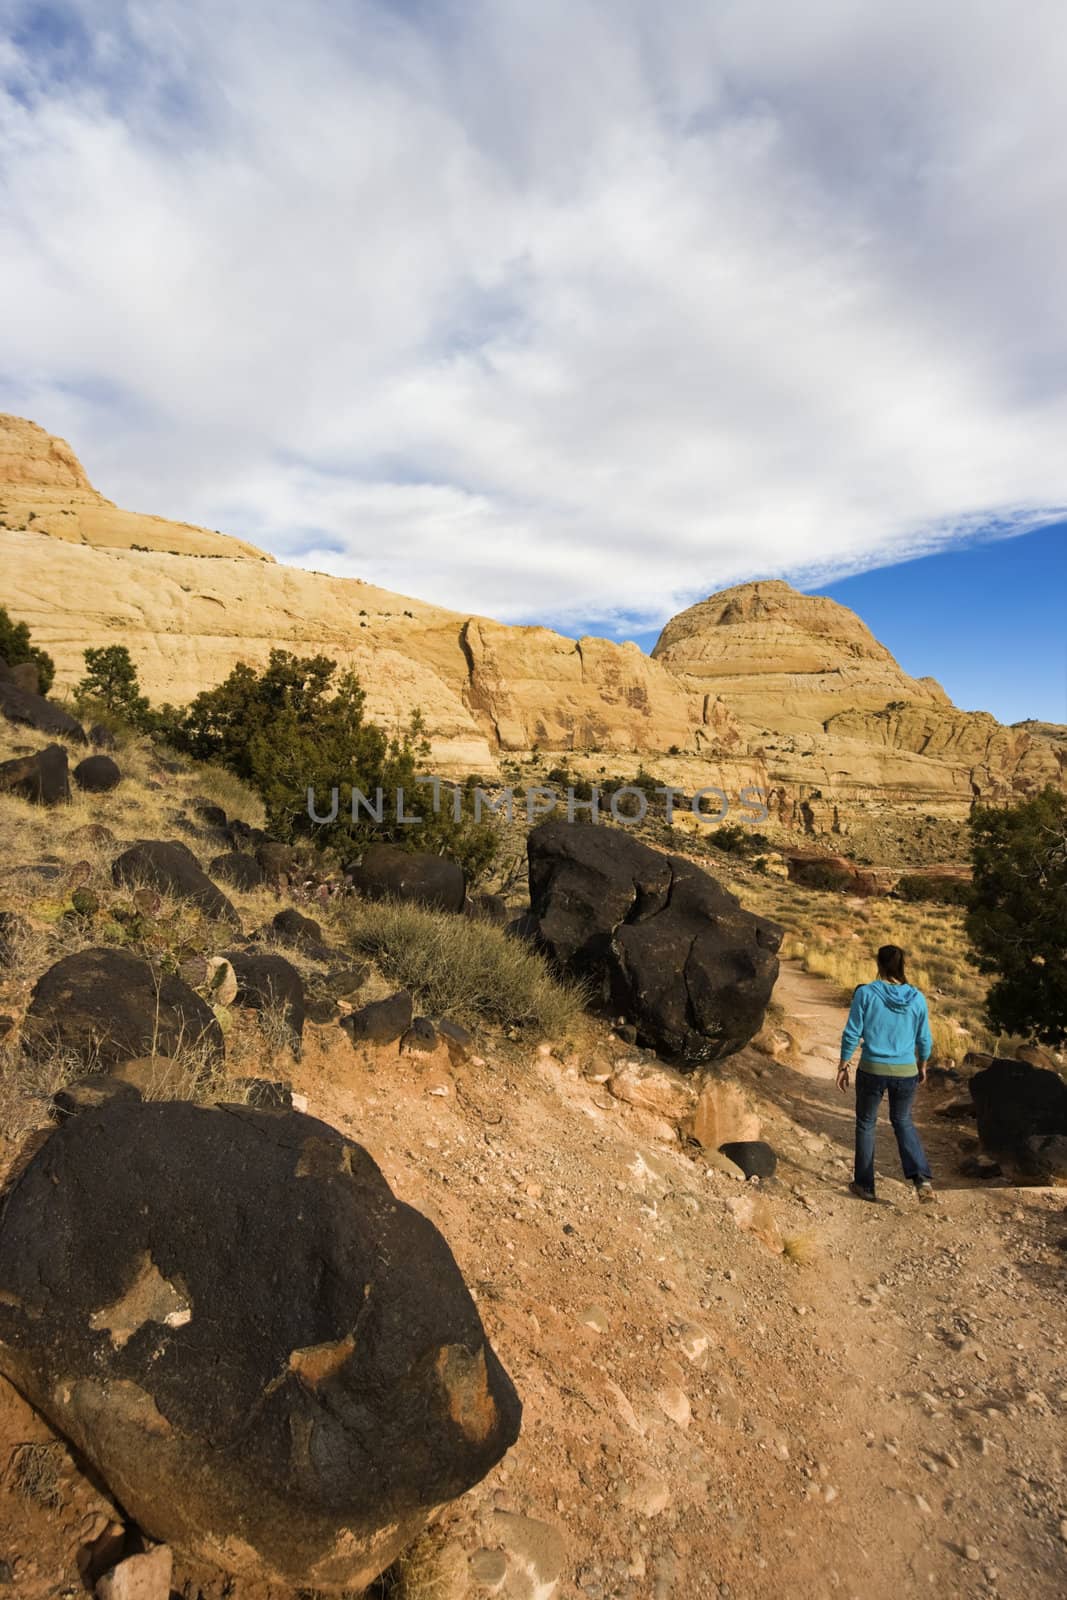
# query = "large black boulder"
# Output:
<box><xmin>226</xmin><ymin>949</ymin><xmax>305</xmax><ymax>1044</ymax></box>
<box><xmin>272</xmin><ymin>906</ymin><xmax>324</xmax><ymax>947</ymax></box>
<box><xmin>112</xmin><ymin>839</ymin><xmax>239</xmax><ymax>925</ymax></box>
<box><xmin>346</xmin><ymin>843</ymin><xmax>466</xmax><ymax>914</ymax></box>
<box><xmin>0</xmin><ymin>743</ymin><xmax>70</xmax><ymax>805</ymax></box>
<box><xmin>341</xmin><ymin>989</ymin><xmax>414</xmax><ymax>1046</ymax></box>
<box><xmin>0</xmin><ymin>1098</ymin><xmax>522</xmax><ymax>1588</ymax></box>
<box><xmin>209</xmin><ymin>851</ymin><xmax>266</xmax><ymax>891</ymax></box>
<box><xmin>527</xmin><ymin>821</ymin><xmax>782</xmax><ymax>1065</ymax></box>
<box><xmin>969</xmin><ymin>1058</ymin><xmax>1067</xmax><ymax>1169</ymax></box>
<box><xmin>73</xmin><ymin>754</ymin><xmax>122</xmax><ymax>793</ymax></box>
<box><xmin>21</xmin><ymin>948</ymin><xmax>224</xmax><ymax>1070</ymax></box>
<box><xmin>0</xmin><ymin>677</ymin><xmax>85</xmax><ymax>741</ymax></box>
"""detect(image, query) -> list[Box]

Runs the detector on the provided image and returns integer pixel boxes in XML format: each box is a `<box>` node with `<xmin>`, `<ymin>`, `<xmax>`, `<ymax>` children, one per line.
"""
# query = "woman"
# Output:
<box><xmin>837</xmin><ymin>944</ymin><xmax>935</xmax><ymax>1203</ymax></box>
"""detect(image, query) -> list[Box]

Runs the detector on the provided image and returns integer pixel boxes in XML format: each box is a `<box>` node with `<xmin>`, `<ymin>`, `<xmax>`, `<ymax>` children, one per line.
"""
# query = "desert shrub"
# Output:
<box><xmin>340</xmin><ymin>897</ymin><xmax>588</xmax><ymax>1035</ymax></box>
<box><xmin>897</xmin><ymin>873</ymin><xmax>972</xmax><ymax>907</ymax></box>
<box><xmin>0</xmin><ymin>604</ymin><xmax>55</xmax><ymax>693</ymax></box>
<box><xmin>76</xmin><ymin>645</ymin><xmax>151</xmax><ymax>730</ymax></box>
<box><xmin>708</xmin><ymin>824</ymin><xmax>770</xmax><ymax>857</ymax></box>
<box><xmin>166</xmin><ymin>651</ymin><xmax>499</xmax><ymax>881</ymax></box>
<box><xmin>966</xmin><ymin>785</ymin><xmax>1067</xmax><ymax>1046</ymax></box>
<box><xmin>791</xmin><ymin>861</ymin><xmax>855</xmax><ymax>893</ymax></box>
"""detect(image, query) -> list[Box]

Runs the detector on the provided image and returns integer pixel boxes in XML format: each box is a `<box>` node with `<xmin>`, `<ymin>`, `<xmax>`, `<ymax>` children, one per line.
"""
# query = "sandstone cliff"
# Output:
<box><xmin>0</xmin><ymin>415</ymin><xmax>270</xmax><ymax>561</ymax></box>
<box><xmin>4</xmin><ymin>416</ymin><xmax>1064</xmax><ymax>852</ymax></box>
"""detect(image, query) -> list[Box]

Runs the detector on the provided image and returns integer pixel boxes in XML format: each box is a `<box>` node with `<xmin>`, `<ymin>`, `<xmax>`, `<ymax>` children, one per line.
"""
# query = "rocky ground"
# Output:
<box><xmin>2</xmin><ymin>948</ymin><xmax>1064</xmax><ymax>1600</ymax></box>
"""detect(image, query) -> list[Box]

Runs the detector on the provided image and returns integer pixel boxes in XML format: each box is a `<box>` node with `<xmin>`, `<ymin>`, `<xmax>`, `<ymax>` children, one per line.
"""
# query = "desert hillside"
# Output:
<box><xmin>4</xmin><ymin>415</ymin><xmax>1065</xmax><ymax>856</ymax></box>
<box><xmin>1</xmin><ymin>709</ymin><xmax>1065</xmax><ymax>1600</ymax></box>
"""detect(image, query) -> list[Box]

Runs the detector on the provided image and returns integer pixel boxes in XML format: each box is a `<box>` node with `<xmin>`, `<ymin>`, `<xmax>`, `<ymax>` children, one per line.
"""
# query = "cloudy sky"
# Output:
<box><xmin>1</xmin><ymin>0</ymin><xmax>1065</xmax><ymax>716</ymax></box>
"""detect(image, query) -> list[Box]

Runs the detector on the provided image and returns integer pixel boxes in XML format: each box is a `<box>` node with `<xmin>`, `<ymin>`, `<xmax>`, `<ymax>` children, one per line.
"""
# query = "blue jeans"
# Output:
<box><xmin>854</xmin><ymin>1070</ymin><xmax>932</xmax><ymax>1191</ymax></box>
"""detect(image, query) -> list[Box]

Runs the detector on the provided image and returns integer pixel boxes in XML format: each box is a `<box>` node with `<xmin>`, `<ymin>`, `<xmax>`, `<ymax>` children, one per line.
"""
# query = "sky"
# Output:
<box><xmin>1</xmin><ymin>0</ymin><xmax>1066</xmax><ymax>722</ymax></box>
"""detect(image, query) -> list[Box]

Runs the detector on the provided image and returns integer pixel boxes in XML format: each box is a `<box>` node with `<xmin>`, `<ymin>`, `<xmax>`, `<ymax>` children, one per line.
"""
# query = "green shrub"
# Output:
<box><xmin>0</xmin><ymin>605</ymin><xmax>55</xmax><ymax>693</ymax></box>
<box><xmin>966</xmin><ymin>785</ymin><xmax>1067</xmax><ymax>1045</ymax></box>
<box><xmin>168</xmin><ymin>650</ymin><xmax>499</xmax><ymax>882</ymax></box>
<box><xmin>77</xmin><ymin>645</ymin><xmax>151</xmax><ymax>729</ymax></box>
<box><xmin>896</xmin><ymin>873</ymin><xmax>972</xmax><ymax>907</ymax></box>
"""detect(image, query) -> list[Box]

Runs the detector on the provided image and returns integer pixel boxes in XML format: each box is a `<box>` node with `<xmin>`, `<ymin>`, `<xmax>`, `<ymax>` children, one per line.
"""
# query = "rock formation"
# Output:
<box><xmin>525</xmin><ymin>821</ymin><xmax>782</xmax><ymax>1064</ymax></box>
<box><xmin>4</xmin><ymin>415</ymin><xmax>1065</xmax><ymax>852</ymax></box>
<box><xmin>0</xmin><ymin>1096</ymin><xmax>522</xmax><ymax>1589</ymax></box>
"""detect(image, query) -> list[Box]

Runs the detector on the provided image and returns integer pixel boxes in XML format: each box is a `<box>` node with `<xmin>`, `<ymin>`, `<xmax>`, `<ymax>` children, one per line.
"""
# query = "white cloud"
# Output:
<box><xmin>2</xmin><ymin>0</ymin><xmax>1066</xmax><ymax>629</ymax></box>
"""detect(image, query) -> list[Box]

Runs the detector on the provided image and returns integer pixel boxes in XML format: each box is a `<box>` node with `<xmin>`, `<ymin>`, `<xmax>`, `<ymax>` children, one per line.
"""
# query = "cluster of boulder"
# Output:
<box><xmin>0</xmin><ymin>657</ymin><xmax>122</xmax><ymax>804</ymax></box>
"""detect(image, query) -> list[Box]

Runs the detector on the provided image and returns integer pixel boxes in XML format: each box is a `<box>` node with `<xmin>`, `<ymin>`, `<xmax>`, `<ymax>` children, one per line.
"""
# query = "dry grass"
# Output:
<box><xmin>6</xmin><ymin>1441</ymin><xmax>65</xmax><ymax>1508</ymax></box>
<box><xmin>724</xmin><ymin>867</ymin><xmax>1019</xmax><ymax>1060</ymax></box>
<box><xmin>782</xmin><ymin>1232</ymin><xmax>821</xmax><ymax>1267</ymax></box>
<box><xmin>339</xmin><ymin>896</ymin><xmax>589</xmax><ymax>1038</ymax></box>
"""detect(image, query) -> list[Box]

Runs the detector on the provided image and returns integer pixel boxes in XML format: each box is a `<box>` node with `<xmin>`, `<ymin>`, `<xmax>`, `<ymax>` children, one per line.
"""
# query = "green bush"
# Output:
<box><xmin>896</xmin><ymin>873</ymin><xmax>972</xmax><ymax>907</ymax></box>
<box><xmin>966</xmin><ymin>785</ymin><xmax>1067</xmax><ymax>1045</ymax></box>
<box><xmin>77</xmin><ymin>645</ymin><xmax>151</xmax><ymax>730</ymax></box>
<box><xmin>168</xmin><ymin>650</ymin><xmax>499</xmax><ymax>882</ymax></box>
<box><xmin>0</xmin><ymin>605</ymin><xmax>55</xmax><ymax>694</ymax></box>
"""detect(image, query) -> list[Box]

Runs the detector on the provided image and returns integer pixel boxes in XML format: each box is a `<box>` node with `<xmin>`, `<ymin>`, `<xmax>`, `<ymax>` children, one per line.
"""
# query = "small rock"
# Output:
<box><xmin>962</xmin><ymin>1544</ymin><xmax>980</xmax><ymax>1563</ymax></box>
<box><xmin>96</xmin><ymin>1545</ymin><xmax>173</xmax><ymax>1600</ymax></box>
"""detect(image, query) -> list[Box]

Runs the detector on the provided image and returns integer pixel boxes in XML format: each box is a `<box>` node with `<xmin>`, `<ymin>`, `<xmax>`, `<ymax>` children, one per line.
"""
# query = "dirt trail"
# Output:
<box><xmin>1</xmin><ymin>963</ymin><xmax>1064</xmax><ymax>1600</ymax></box>
<box><xmin>745</xmin><ymin>961</ymin><xmax>1067</xmax><ymax>1600</ymax></box>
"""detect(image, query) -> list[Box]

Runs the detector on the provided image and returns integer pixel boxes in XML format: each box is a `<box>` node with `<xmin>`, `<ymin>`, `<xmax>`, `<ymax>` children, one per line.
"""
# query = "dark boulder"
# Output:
<box><xmin>191</xmin><ymin>798</ymin><xmax>227</xmax><ymax>828</ymax></box>
<box><xmin>8</xmin><ymin>661</ymin><xmax>40</xmax><ymax>695</ymax></box>
<box><xmin>272</xmin><ymin>907</ymin><xmax>324</xmax><ymax>947</ymax></box>
<box><xmin>401</xmin><ymin>1018</ymin><xmax>439</xmax><ymax>1056</ymax></box>
<box><xmin>341</xmin><ymin>990</ymin><xmax>414</xmax><ymax>1047</ymax></box>
<box><xmin>0</xmin><ymin>1098</ymin><xmax>521</xmax><ymax>1588</ymax></box>
<box><xmin>435</xmin><ymin>1018</ymin><xmax>475</xmax><ymax>1063</ymax></box>
<box><xmin>21</xmin><ymin>948</ymin><xmax>224</xmax><ymax>1071</ymax></box>
<box><xmin>719</xmin><ymin>1140</ymin><xmax>778</xmax><ymax>1181</ymax></box>
<box><xmin>225</xmin><ymin>949</ymin><xmax>305</xmax><ymax>1044</ymax></box>
<box><xmin>526</xmin><ymin>822</ymin><xmax>782</xmax><ymax>1065</ymax></box>
<box><xmin>209</xmin><ymin>851</ymin><xmax>266</xmax><ymax>891</ymax></box>
<box><xmin>0</xmin><ymin>743</ymin><xmax>69</xmax><ymax>805</ymax></box>
<box><xmin>346</xmin><ymin>843</ymin><xmax>466</xmax><ymax>914</ymax></box>
<box><xmin>255</xmin><ymin>840</ymin><xmax>299</xmax><ymax>883</ymax></box>
<box><xmin>970</xmin><ymin>1058</ymin><xmax>1067</xmax><ymax>1169</ymax></box>
<box><xmin>307</xmin><ymin>996</ymin><xmax>341</xmax><ymax>1024</ymax></box>
<box><xmin>87</xmin><ymin>723</ymin><xmax>118</xmax><ymax>750</ymax></box>
<box><xmin>112</xmin><ymin>840</ymin><xmax>239</xmax><ymax>925</ymax></box>
<box><xmin>323</xmin><ymin>965</ymin><xmax>370</xmax><ymax>999</ymax></box>
<box><xmin>0</xmin><ymin>677</ymin><xmax>85</xmax><ymax>742</ymax></box>
<box><xmin>73</xmin><ymin>754</ymin><xmax>122</xmax><ymax>793</ymax></box>
<box><xmin>50</xmin><ymin>1075</ymin><xmax>142</xmax><ymax>1120</ymax></box>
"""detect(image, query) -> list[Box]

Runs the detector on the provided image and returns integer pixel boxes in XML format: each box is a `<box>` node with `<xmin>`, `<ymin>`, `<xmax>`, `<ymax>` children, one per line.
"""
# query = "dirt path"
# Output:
<box><xmin>748</xmin><ymin>961</ymin><xmax>1067</xmax><ymax>1600</ymax></box>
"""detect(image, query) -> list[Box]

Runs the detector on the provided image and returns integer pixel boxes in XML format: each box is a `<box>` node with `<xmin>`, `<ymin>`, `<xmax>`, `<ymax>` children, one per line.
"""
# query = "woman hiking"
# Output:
<box><xmin>837</xmin><ymin>944</ymin><xmax>935</xmax><ymax>1203</ymax></box>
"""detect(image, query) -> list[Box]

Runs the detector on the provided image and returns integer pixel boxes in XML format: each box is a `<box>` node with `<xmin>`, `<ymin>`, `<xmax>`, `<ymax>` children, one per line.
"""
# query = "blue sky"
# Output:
<box><xmin>2</xmin><ymin>1</ymin><xmax>1066</xmax><ymax>726</ymax></box>
<box><xmin>614</xmin><ymin>521</ymin><xmax>1067</xmax><ymax>725</ymax></box>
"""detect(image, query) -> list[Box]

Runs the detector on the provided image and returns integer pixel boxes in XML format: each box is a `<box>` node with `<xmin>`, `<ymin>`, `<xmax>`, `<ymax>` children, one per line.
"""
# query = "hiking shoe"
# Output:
<box><xmin>915</xmin><ymin>1181</ymin><xmax>936</xmax><ymax>1203</ymax></box>
<box><xmin>849</xmin><ymin>1181</ymin><xmax>879</xmax><ymax>1203</ymax></box>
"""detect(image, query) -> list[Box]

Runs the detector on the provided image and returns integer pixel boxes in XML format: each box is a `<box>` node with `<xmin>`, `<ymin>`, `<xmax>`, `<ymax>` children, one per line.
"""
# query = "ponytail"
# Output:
<box><xmin>877</xmin><ymin>944</ymin><xmax>907</xmax><ymax>983</ymax></box>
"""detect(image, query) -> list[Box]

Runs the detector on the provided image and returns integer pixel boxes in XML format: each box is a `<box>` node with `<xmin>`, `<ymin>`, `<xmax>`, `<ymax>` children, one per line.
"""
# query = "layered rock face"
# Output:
<box><xmin>0</xmin><ymin>414</ymin><xmax>268</xmax><ymax>560</ymax></box>
<box><xmin>4</xmin><ymin>416</ymin><xmax>1065</xmax><ymax>846</ymax></box>
<box><xmin>651</xmin><ymin>580</ymin><xmax>952</xmax><ymax>734</ymax></box>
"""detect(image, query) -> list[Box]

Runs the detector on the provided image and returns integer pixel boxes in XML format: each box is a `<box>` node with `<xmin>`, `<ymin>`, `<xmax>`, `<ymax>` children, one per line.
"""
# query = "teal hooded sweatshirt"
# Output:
<box><xmin>840</xmin><ymin>979</ymin><xmax>934</xmax><ymax>1076</ymax></box>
